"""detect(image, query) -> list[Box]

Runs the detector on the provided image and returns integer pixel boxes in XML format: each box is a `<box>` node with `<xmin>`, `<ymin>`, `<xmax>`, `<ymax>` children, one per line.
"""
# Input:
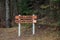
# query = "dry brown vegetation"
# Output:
<box><xmin>0</xmin><ymin>27</ymin><xmax>60</xmax><ymax>40</ymax></box>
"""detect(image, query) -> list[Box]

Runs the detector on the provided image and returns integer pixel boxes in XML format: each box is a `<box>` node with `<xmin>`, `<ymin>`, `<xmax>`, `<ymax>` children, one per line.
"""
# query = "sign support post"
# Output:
<box><xmin>32</xmin><ymin>14</ymin><xmax>35</xmax><ymax>35</ymax></box>
<box><xmin>18</xmin><ymin>15</ymin><xmax>21</xmax><ymax>36</ymax></box>
<box><xmin>32</xmin><ymin>22</ymin><xmax>35</xmax><ymax>35</ymax></box>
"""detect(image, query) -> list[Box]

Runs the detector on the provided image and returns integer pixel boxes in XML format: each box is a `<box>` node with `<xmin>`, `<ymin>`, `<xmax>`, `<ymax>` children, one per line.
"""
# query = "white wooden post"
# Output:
<box><xmin>32</xmin><ymin>14</ymin><xmax>35</xmax><ymax>35</ymax></box>
<box><xmin>18</xmin><ymin>15</ymin><xmax>21</xmax><ymax>36</ymax></box>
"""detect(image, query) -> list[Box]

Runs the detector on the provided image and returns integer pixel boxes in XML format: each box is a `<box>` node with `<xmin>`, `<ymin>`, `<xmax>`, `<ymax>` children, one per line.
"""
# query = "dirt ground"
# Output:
<box><xmin>0</xmin><ymin>27</ymin><xmax>60</xmax><ymax>40</ymax></box>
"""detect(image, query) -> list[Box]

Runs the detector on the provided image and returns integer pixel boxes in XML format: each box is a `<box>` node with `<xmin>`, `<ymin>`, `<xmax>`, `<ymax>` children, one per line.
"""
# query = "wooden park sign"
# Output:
<box><xmin>15</xmin><ymin>14</ymin><xmax>37</xmax><ymax>36</ymax></box>
<box><xmin>15</xmin><ymin>15</ymin><xmax>37</xmax><ymax>23</ymax></box>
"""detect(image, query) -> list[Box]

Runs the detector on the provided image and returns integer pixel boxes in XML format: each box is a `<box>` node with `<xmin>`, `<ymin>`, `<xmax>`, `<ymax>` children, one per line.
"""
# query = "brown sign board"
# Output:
<box><xmin>15</xmin><ymin>15</ymin><xmax>37</xmax><ymax>23</ymax></box>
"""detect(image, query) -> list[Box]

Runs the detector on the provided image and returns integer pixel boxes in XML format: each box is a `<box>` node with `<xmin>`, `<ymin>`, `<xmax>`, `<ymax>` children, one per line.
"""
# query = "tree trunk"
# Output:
<box><xmin>5</xmin><ymin>0</ymin><xmax>10</xmax><ymax>28</ymax></box>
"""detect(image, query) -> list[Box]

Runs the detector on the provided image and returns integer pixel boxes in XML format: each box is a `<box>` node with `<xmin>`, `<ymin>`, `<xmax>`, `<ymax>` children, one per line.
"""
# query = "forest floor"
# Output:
<box><xmin>0</xmin><ymin>27</ymin><xmax>60</xmax><ymax>40</ymax></box>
